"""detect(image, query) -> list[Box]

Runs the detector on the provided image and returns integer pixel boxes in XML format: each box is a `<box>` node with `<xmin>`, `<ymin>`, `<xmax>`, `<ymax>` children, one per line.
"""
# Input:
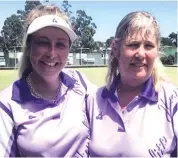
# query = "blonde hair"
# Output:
<box><xmin>106</xmin><ymin>11</ymin><xmax>167</xmax><ymax>91</ymax></box>
<box><xmin>19</xmin><ymin>4</ymin><xmax>71</xmax><ymax>78</ymax></box>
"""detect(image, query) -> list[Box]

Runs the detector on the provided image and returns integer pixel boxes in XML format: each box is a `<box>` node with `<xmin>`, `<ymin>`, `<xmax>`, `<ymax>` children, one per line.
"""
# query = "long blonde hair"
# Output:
<box><xmin>106</xmin><ymin>11</ymin><xmax>167</xmax><ymax>91</ymax></box>
<box><xmin>19</xmin><ymin>4</ymin><xmax>71</xmax><ymax>78</ymax></box>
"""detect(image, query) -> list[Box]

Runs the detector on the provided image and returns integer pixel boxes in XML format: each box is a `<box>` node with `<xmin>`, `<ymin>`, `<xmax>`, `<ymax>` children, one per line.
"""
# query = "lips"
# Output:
<box><xmin>130</xmin><ymin>61</ymin><xmax>146</xmax><ymax>67</ymax></box>
<box><xmin>131</xmin><ymin>63</ymin><xmax>145</xmax><ymax>67</ymax></box>
<box><xmin>41</xmin><ymin>61</ymin><xmax>59</xmax><ymax>67</ymax></box>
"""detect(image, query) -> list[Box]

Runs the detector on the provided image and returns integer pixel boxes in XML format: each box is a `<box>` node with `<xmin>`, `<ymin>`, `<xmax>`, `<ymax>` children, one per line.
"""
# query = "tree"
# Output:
<box><xmin>169</xmin><ymin>32</ymin><xmax>177</xmax><ymax>47</ymax></box>
<box><xmin>0</xmin><ymin>0</ymin><xmax>41</xmax><ymax>66</ymax></box>
<box><xmin>72</xmin><ymin>10</ymin><xmax>97</xmax><ymax>51</ymax></box>
<box><xmin>62</xmin><ymin>0</ymin><xmax>72</xmax><ymax>18</ymax></box>
<box><xmin>17</xmin><ymin>0</ymin><xmax>41</xmax><ymax>20</ymax></box>
<box><xmin>94</xmin><ymin>41</ymin><xmax>105</xmax><ymax>51</ymax></box>
<box><xmin>1</xmin><ymin>14</ymin><xmax>24</xmax><ymax>66</ymax></box>
<box><xmin>17</xmin><ymin>0</ymin><xmax>41</xmax><ymax>32</ymax></box>
<box><xmin>161</xmin><ymin>32</ymin><xmax>177</xmax><ymax>47</ymax></box>
<box><xmin>105</xmin><ymin>36</ymin><xmax>114</xmax><ymax>48</ymax></box>
<box><xmin>161</xmin><ymin>37</ymin><xmax>174</xmax><ymax>46</ymax></box>
<box><xmin>0</xmin><ymin>36</ymin><xmax>4</xmax><ymax>47</ymax></box>
<box><xmin>160</xmin><ymin>54</ymin><xmax>175</xmax><ymax>65</ymax></box>
<box><xmin>61</xmin><ymin>0</ymin><xmax>76</xmax><ymax>31</ymax></box>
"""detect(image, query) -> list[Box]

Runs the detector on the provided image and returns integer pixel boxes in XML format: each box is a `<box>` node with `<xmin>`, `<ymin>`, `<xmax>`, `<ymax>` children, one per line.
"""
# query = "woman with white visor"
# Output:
<box><xmin>0</xmin><ymin>4</ymin><xmax>96</xmax><ymax>157</ymax></box>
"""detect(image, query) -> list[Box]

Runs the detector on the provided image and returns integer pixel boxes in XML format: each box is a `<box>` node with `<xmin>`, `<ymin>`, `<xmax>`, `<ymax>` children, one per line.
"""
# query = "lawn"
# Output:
<box><xmin>0</xmin><ymin>67</ymin><xmax>177</xmax><ymax>91</ymax></box>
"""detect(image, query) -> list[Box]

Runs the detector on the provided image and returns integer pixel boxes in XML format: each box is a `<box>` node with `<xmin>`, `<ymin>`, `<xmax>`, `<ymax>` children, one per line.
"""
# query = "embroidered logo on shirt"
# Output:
<box><xmin>148</xmin><ymin>136</ymin><xmax>167</xmax><ymax>157</ymax></box>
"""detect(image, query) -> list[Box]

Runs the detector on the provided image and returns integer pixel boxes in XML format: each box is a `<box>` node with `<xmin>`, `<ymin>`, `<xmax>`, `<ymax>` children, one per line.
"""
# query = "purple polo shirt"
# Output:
<box><xmin>87</xmin><ymin>75</ymin><xmax>178</xmax><ymax>157</ymax></box>
<box><xmin>0</xmin><ymin>69</ymin><xmax>96</xmax><ymax>157</ymax></box>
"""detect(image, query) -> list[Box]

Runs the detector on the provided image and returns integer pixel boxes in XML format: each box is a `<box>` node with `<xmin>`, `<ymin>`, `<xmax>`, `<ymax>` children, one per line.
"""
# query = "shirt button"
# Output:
<box><xmin>122</xmin><ymin>110</ymin><xmax>125</xmax><ymax>114</ymax></box>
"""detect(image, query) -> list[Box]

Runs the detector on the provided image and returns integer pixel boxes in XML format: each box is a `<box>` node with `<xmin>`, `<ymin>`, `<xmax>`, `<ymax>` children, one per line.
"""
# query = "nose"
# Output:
<box><xmin>135</xmin><ymin>45</ymin><xmax>145</xmax><ymax>59</ymax></box>
<box><xmin>46</xmin><ymin>44</ymin><xmax>57</xmax><ymax>59</ymax></box>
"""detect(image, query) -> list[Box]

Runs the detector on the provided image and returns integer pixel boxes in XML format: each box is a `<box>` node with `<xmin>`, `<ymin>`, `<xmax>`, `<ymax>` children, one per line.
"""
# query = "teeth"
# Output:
<box><xmin>44</xmin><ymin>62</ymin><xmax>56</xmax><ymax>67</ymax></box>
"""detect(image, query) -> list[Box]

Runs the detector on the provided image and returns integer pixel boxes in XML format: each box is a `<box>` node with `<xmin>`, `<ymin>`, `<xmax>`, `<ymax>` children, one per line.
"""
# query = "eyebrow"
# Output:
<box><xmin>33</xmin><ymin>36</ymin><xmax>48</xmax><ymax>40</ymax></box>
<box><xmin>34</xmin><ymin>36</ymin><xmax>69</xmax><ymax>42</ymax></box>
<box><xmin>126</xmin><ymin>39</ymin><xmax>155</xmax><ymax>44</ymax></box>
<box><xmin>56</xmin><ymin>38</ymin><xmax>69</xmax><ymax>42</ymax></box>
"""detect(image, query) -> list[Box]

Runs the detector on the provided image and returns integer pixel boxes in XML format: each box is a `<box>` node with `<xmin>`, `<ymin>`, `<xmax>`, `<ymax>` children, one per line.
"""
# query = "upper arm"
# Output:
<box><xmin>0</xmin><ymin>101</ymin><xmax>18</xmax><ymax>157</ymax></box>
<box><xmin>172</xmin><ymin>102</ymin><xmax>178</xmax><ymax>157</ymax></box>
<box><xmin>170</xmin><ymin>87</ymin><xmax>178</xmax><ymax>138</ymax></box>
<box><xmin>173</xmin><ymin>102</ymin><xmax>178</xmax><ymax>138</ymax></box>
<box><xmin>169</xmin><ymin>87</ymin><xmax>178</xmax><ymax>157</ymax></box>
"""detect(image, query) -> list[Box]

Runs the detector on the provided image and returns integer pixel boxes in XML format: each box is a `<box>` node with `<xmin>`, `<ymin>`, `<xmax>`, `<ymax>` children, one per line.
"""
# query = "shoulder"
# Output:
<box><xmin>62</xmin><ymin>68</ymin><xmax>86</xmax><ymax>83</ymax></box>
<box><xmin>0</xmin><ymin>84</ymin><xmax>14</xmax><ymax>119</ymax></box>
<box><xmin>86</xmin><ymin>86</ymin><xmax>109</xmax><ymax>120</ymax></box>
<box><xmin>158</xmin><ymin>82</ymin><xmax>178</xmax><ymax>114</ymax></box>
<box><xmin>62</xmin><ymin>68</ymin><xmax>97</xmax><ymax>94</ymax></box>
<box><xmin>87</xmin><ymin>86</ymin><xmax>106</xmax><ymax>108</ymax></box>
<box><xmin>0</xmin><ymin>77</ymin><xmax>25</xmax><ymax>108</ymax></box>
<box><xmin>62</xmin><ymin>68</ymin><xmax>88</xmax><ymax>83</ymax></box>
<box><xmin>159</xmin><ymin>81</ymin><xmax>178</xmax><ymax>99</ymax></box>
<box><xmin>0</xmin><ymin>84</ymin><xmax>14</xmax><ymax>103</ymax></box>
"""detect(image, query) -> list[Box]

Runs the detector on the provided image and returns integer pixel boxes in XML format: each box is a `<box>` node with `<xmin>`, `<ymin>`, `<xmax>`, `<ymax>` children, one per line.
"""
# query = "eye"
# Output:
<box><xmin>144</xmin><ymin>44</ymin><xmax>154</xmax><ymax>49</ymax></box>
<box><xmin>56</xmin><ymin>42</ymin><xmax>66</xmax><ymax>48</ymax></box>
<box><xmin>35</xmin><ymin>40</ymin><xmax>50</xmax><ymax>46</ymax></box>
<box><xmin>127</xmin><ymin>43</ymin><xmax>139</xmax><ymax>49</ymax></box>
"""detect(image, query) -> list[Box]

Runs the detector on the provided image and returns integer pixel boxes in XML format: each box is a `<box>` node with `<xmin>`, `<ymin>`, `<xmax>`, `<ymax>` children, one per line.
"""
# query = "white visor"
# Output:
<box><xmin>27</xmin><ymin>15</ymin><xmax>77</xmax><ymax>42</ymax></box>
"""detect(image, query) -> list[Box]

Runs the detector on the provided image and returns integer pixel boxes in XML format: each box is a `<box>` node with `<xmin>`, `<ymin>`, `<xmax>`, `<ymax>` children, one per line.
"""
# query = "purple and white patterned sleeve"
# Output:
<box><xmin>0</xmin><ymin>100</ymin><xmax>19</xmax><ymax>157</ymax></box>
<box><xmin>172</xmin><ymin>89</ymin><xmax>178</xmax><ymax>138</ymax></box>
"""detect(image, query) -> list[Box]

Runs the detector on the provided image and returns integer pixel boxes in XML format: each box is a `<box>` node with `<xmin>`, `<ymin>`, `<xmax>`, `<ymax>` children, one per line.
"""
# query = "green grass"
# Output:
<box><xmin>0</xmin><ymin>70</ymin><xmax>18</xmax><ymax>91</ymax></box>
<box><xmin>163</xmin><ymin>67</ymin><xmax>178</xmax><ymax>84</ymax></box>
<box><xmin>0</xmin><ymin>67</ymin><xmax>177</xmax><ymax>91</ymax></box>
<box><xmin>74</xmin><ymin>67</ymin><xmax>107</xmax><ymax>86</ymax></box>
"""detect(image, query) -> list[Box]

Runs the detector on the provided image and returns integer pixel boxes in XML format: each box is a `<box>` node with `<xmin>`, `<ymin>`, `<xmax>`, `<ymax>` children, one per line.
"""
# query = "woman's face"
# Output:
<box><xmin>117</xmin><ymin>31</ymin><xmax>158</xmax><ymax>86</ymax></box>
<box><xmin>30</xmin><ymin>26</ymin><xmax>70</xmax><ymax>79</ymax></box>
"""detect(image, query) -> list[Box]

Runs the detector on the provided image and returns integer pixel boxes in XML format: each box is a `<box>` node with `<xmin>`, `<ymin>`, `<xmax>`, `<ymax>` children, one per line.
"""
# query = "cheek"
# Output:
<box><xmin>120</xmin><ymin>48</ymin><xmax>134</xmax><ymax>62</ymax></box>
<box><xmin>31</xmin><ymin>46</ymin><xmax>47</xmax><ymax>58</ymax></box>
<box><xmin>30</xmin><ymin>54</ymin><xmax>38</xmax><ymax>65</ymax></box>
<box><xmin>118</xmin><ymin>50</ymin><xmax>132</xmax><ymax>66</ymax></box>
<box><xmin>57</xmin><ymin>49</ymin><xmax>69</xmax><ymax>61</ymax></box>
<box><xmin>30</xmin><ymin>46</ymin><xmax>47</xmax><ymax>65</ymax></box>
<box><xmin>147</xmin><ymin>50</ymin><xmax>158</xmax><ymax>65</ymax></box>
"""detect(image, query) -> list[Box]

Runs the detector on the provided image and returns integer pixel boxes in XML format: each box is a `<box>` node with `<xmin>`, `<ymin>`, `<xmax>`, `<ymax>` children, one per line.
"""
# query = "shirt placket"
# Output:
<box><xmin>121</xmin><ymin>96</ymin><xmax>140</xmax><ymax>128</ymax></box>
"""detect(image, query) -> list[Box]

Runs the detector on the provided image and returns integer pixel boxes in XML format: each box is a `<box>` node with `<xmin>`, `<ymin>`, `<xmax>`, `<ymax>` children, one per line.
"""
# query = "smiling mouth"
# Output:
<box><xmin>130</xmin><ymin>63</ymin><xmax>146</xmax><ymax>67</ymax></box>
<box><xmin>41</xmin><ymin>61</ymin><xmax>59</xmax><ymax>67</ymax></box>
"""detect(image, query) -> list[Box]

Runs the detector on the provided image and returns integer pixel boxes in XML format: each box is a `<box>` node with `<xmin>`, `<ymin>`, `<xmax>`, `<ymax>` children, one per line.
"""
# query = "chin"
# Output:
<box><xmin>39</xmin><ymin>64</ymin><xmax>64</xmax><ymax>74</ymax></box>
<box><xmin>131</xmin><ymin>73</ymin><xmax>148</xmax><ymax>81</ymax></box>
<box><xmin>36</xmin><ymin>69</ymin><xmax>61</xmax><ymax>79</ymax></box>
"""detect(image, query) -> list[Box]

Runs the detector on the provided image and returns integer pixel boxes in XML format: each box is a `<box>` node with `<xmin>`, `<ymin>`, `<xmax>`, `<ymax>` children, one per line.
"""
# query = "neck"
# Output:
<box><xmin>119</xmin><ymin>82</ymin><xmax>143</xmax><ymax>94</ymax></box>
<box><xmin>29</xmin><ymin>71</ymin><xmax>61</xmax><ymax>100</ymax></box>
<box><xmin>119</xmin><ymin>77</ymin><xmax>144</xmax><ymax>94</ymax></box>
<box><xmin>117</xmin><ymin>81</ymin><xmax>144</xmax><ymax>109</ymax></box>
